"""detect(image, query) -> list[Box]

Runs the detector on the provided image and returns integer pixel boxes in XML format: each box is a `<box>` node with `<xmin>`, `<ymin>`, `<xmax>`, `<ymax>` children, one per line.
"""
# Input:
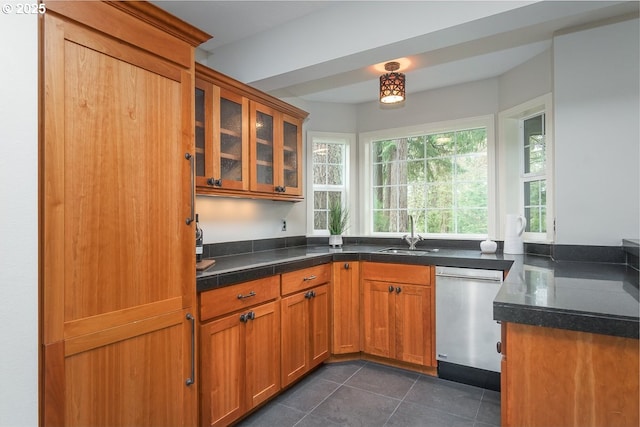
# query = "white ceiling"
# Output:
<box><xmin>153</xmin><ymin>1</ymin><xmax>639</xmax><ymax>104</ymax></box>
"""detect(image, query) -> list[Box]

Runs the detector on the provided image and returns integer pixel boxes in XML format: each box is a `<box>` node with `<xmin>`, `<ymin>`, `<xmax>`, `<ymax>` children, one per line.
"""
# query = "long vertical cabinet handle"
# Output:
<box><xmin>185</xmin><ymin>153</ymin><xmax>195</xmax><ymax>225</ymax></box>
<box><xmin>185</xmin><ymin>313</ymin><xmax>195</xmax><ymax>386</ymax></box>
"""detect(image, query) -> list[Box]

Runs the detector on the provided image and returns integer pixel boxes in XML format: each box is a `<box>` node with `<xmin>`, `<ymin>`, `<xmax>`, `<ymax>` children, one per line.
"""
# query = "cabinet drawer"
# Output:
<box><xmin>200</xmin><ymin>275</ymin><xmax>280</xmax><ymax>322</ymax></box>
<box><xmin>281</xmin><ymin>264</ymin><xmax>331</xmax><ymax>295</ymax></box>
<box><xmin>362</xmin><ymin>262</ymin><xmax>432</xmax><ymax>285</ymax></box>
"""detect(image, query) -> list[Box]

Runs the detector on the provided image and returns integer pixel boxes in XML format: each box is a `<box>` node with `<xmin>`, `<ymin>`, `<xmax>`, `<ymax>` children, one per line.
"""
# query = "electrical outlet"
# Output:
<box><xmin>282</xmin><ymin>219</ymin><xmax>287</xmax><ymax>231</ymax></box>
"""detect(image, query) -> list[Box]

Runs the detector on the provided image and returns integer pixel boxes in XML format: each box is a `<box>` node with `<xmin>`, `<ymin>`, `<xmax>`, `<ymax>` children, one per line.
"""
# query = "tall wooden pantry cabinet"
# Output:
<box><xmin>40</xmin><ymin>2</ymin><xmax>210</xmax><ymax>426</ymax></box>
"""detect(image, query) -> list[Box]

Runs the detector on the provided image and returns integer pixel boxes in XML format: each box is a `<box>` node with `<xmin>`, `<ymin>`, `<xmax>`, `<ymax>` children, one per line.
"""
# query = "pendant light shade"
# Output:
<box><xmin>379</xmin><ymin>61</ymin><xmax>405</xmax><ymax>104</ymax></box>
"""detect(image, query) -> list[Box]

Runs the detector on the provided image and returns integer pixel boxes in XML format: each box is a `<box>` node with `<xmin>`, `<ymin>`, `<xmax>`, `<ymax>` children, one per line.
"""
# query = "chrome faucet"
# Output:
<box><xmin>403</xmin><ymin>215</ymin><xmax>423</xmax><ymax>250</ymax></box>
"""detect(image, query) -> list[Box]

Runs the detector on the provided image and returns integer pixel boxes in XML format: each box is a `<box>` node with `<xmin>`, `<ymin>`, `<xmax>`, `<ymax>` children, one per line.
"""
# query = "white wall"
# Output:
<box><xmin>499</xmin><ymin>48</ymin><xmax>552</xmax><ymax>111</ymax></box>
<box><xmin>357</xmin><ymin>78</ymin><xmax>500</xmax><ymax>133</ymax></box>
<box><xmin>0</xmin><ymin>12</ymin><xmax>39</xmax><ymax>427</ymax></box>
<box><xmin>554</xmin><ymin>18</ymin><xmax>640</xmax><ymax>245</ymax></box>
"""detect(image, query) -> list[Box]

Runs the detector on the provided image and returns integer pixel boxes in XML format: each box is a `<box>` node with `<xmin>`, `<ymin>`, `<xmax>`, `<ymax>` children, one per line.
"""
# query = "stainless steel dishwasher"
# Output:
<box><xmin>435</xmin><ymin>266</ymin><xmax>502</xmax><ymax>391</ymax></box>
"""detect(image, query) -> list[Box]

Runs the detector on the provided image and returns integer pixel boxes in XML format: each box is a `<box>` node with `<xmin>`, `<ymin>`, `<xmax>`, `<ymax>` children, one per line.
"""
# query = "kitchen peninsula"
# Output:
<box><xmin>196</xmin><ymin>238</ymin><xmax>639</xmax><ymax>427</ymax></box>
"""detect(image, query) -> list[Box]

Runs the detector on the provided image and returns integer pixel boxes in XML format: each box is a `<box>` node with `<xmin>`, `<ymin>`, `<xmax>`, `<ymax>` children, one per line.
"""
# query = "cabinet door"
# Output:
<box><xmin>279</xmin><ymin>113</ymin><xmax>303</xmax><ymax>196</ymax></box>
<box><xmin>332</xmin><ymin>262</ymin><xmax>361</xmax><ymax>354</ymax></box>
<box><xmin>245</xmin><ymin>301</ymin><xmax>281</xmax><ymax>409</ymax></box>
<box><xmin>362</xmin><ymin>280</ymin><xmax>395</xmax><ymax>358</ymax></box>
<box><xmin>195</xmin><ymin>77</ymin><xmax>214</xmax><ymax>188</ymax></box>
<box><xmin>200</xmin><ymin>315</ymin><xmax>245</xmax><ymax>427</ymax></box>
<box><xmin>309</xmin><ymin>284</ymin><xmax>330</xmax><ymax>368</ymax></box>
<box><xmin>250</xmin><ymin>102</ymin><xmax>278</xmax><ymax>193</ymax></box>
<box><xmin>42</xmin><ymin>8</ymin><xmax>197</xmax><ymax>426</ymax></box>
<box><xmin>280</xmin><ymin>292</ymin><xmax>309</xmax><ymax>387</ymax></box>
<box><xmin>216</xmin><ymin>88</ymin><xmax>249</xmax><ymax>190</ymax></box>
<box><xmin>395</xmin><ymin>284</ymin><xmax>433</xmax><ymax>366</ymax></box>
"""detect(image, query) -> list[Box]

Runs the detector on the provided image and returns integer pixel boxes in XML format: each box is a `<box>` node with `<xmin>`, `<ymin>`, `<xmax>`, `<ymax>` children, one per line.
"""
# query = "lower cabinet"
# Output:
<box><xmin>500</xmin><ymin>322</ymin><xmax>639</xmax><ymax>427</ymax></box>
<box><xmin>281</xmin><ymin>265</ymin><xmax>331</xmax><ymax>387</ymax></box>
<box><xmin>362</xmin><ymin>262</ymin><xmax>435</xmax><ymax>367</ymax></box>
<box><xmin>332</xmin><ymin>261</ymin><xmax>361</xmax><ymax>354</ymax></box>
<box><xmin>199</xmin><ymin>277</ymin><xmax>281</xmax><ymax>427</ymax></box>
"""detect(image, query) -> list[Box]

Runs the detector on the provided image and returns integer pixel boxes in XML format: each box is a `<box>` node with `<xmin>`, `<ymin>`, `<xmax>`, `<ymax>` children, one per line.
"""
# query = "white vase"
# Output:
<box><xmin>480</xmin><ymin>238</ymin><xmax>497</xmax><ymax>254</ymax></box>
<box><xmin>329</xmin><ymin>234</ymin><xmax>343</xmax><ymax>247</ymax></box>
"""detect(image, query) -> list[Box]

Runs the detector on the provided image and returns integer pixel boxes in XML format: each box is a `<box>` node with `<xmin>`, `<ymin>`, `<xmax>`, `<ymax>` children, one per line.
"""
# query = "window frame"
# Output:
<box><xmin>359</xmin><ymin>115</ymin><xmax>496</xmax><ymax>239</ymax></box>
<box><xmin>306</xmin><ymin>131</ymin><xmax>356</xmax><ymax>236</ymax></box>
<box><xmin>498</xmin><ymin>93</ymin><xmax>554</xmax><ymax>243</ymax></box>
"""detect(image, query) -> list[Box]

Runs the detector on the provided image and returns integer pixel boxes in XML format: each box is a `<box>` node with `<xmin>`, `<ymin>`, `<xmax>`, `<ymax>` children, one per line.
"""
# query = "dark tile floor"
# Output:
<box><xmin>236</xmin><ymin>360</ymin><xmax>501</xmax><ymax>427</ymax></box>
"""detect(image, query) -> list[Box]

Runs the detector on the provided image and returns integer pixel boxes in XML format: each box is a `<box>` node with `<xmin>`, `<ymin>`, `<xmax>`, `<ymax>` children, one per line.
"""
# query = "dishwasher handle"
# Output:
<box><xmin>435</xmin><ymin>266</ymin><xmax>503</xmax><ymax>282</ymax></box>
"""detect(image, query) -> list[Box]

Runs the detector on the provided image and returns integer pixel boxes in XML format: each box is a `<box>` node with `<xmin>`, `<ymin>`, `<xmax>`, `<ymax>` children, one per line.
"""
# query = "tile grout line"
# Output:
<box><xmin>382</xmin><ymin>374</ymin><xmax>421</xmax><ymax>426</ymax></box>
<box><xmin>292</xmin><ymin>362</ymin><xmax>368</xmax><ymax>427</ymax></box>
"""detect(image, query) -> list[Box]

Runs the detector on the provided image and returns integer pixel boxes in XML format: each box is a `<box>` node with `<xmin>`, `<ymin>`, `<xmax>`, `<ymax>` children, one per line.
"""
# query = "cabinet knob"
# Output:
<box><xmin>388</xmin><ymin>285</ymin><xmax>394</xmax><ymax>292</ymax></box>
<box><xmin>207</xmin><ymin>178</ymin><xmax>222</xmax><ymax>187</ymax></box>
<box><xmin>274</xmin><ymin>185</ymin><xmax>286</xmax><ymax>193</ymax></box>
<box><xmin>496</xmin><ymin>341</ymin><xmax>502</xmax><ymax>354</ymax></box>
<box><xmin>396</xmin><ymin>287</ymin><xmax>402</xmax><ymax>294</ymax></box>
<box><xmin>344</xmin><ymin>263</ymin><xmax>349</xmax><ymax>270</ymax></box>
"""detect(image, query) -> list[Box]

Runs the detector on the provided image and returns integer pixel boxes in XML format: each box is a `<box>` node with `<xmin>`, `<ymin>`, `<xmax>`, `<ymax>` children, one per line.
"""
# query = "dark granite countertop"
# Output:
<box><xmin>494</xmin><ymin>255</ymin><xmax>639</xmax><ymax>338</ymax></box>
<box><xmin>196</xmin><ymin>244</ymin><xmax>639</xmax><ymax>339</ymax></box>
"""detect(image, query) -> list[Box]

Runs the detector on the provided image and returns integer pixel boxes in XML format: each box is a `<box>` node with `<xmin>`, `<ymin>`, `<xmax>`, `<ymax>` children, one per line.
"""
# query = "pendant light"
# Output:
<box><xmin>379</xmin><ymin>61</ymin><xmax>405</xmax><ymax>104</ymax></box>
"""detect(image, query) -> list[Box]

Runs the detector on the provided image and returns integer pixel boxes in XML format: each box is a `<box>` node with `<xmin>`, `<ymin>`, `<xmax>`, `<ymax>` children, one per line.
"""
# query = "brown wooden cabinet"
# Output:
<box><xmin>500</xmin><ymin>322</ymin><xmax>639</xmax><ymax>427</ymax></box>
<box><xmin>361</xmin><ymin>263</ymin><xmax>435</xmax><ymax>367</ymax></box>
<box><xmin>194</xmin><ymin>63</ymin><xmax>307</xmax><ymax>201</ymax></box>
<box><xmin>195</xmin><ymin>78</ymin><xmax>249</xmax><ymax>191</ymax></box>
<box><xmin>281</xmin><ymin>265</ymin><xmax>331</xmax><ymax>386</ymax></box>
<box><xmin>332</xmin><ymin>261</ymin><xmax>361</xmax><ymax>354</ymax></box>
<box><xmin>199</xmin><ymin>276</ymin><xmax>281</xmax><ymax>427</ymax></box>
<box><xmin>41</xmin><ymin>2</ymin><xmax>210</xmax><ymax>426</ymax></box>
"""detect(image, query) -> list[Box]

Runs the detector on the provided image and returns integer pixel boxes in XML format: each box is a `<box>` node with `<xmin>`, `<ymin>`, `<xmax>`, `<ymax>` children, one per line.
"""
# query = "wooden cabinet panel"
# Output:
<box><xmin>281</xmin><ymin>264</ymin><xmax>331</xmax><ymax>295</ymax></box>
<box><xmin>331</xmin><ymin>262</ymin><xmax>361</xmax><ymax>354</ymax></box>
<box><xmin>281</xmin><ymin>291</ymin><xmax>310</xmax><ymax>386</ymax></box>
<box><xmin>362</xmin><ymin>280</ymin><xmax>395</xmax><ymax>358</ymax></box>
<box><xmin>41</xmin><ymin>4</ymin><xmax>209</xmax><ymax>425</ymax></box>
<box><xmin>200</xmin><ymin>314</ymin><xmax>245</xmax><ymax>427</ymax></box>
<box><xmin>362</xmin><ymin>263</ymin><xmax>435</xmax><ymax>368</ymax></box>
<box><xmin>245</xmin><ymin>302</ymin><xmax>281</xmax><ymax>408</ymax></box>
<box><xmin>200</xmin><ymin>275</ymin><xmax>279</xmax><ymax>322</ymax></box>
<box><xmin>281</xmin><ymin>282</ymin><xmax>330</xmax><ymax>387</ymax></box>
<box><xmin>502</xmin><ymin>322</ymin><xmax>639</xmax><ymax>427</ymax></box>
<box><xmin>362</xmin><ymin>262</ymin><xmax>431</xmax><ymax>285</ymax></box>
<box><xmin>309</xmin><ymin>284</ymin><xmax>330</xmax><ymax>367</ymax></box>
<box><xmin>395</xmin><ymin>284</ymin><xmax>433</xmax><ymax>366</ymax></box>
<box><xmin>200</xmin><ymin>300</ymin><xmax>280</xmax><ymax>427</ymax></box>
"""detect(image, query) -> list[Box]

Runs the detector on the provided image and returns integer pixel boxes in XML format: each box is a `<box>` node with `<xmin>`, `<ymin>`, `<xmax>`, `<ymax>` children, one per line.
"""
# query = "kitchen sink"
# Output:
<box><xmin>377</xmin><ymin>247</ymin><xmax>438</xmax><ymax>256</ymax></box>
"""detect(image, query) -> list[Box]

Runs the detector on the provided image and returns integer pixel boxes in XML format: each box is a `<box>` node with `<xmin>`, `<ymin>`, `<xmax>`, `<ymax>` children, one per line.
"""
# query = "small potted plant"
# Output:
<box><xmin>328</xmin><ymin>199</ymin><xmax>349</xmax><ymax>247</ymax></box>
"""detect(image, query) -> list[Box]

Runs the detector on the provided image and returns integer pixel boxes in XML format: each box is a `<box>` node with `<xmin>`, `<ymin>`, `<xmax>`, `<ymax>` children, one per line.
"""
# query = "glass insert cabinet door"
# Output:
<box><xmin>281</xmin><ymin>114</ymin><xmax>303</xmax><ymax>196</ymax></box>
<box><xmin>194</xmin><ymin>79</ymin><xmax>249</xmax><ymax>191</ymax></box>
<box><xmin>216</xmin><ymin>88</ymin><xmax>248</xmax><ymax>190</ymax></box>
<box><xmin>250</xmin><ymin>102</ymin><xmax>276</xmax><ymax>193</ymax></box>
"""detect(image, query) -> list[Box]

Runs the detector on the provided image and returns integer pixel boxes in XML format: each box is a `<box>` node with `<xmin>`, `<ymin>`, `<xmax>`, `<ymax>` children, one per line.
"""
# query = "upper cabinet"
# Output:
<box><xmin>195</xmin><ymin>63</ymin><xmax>308</xmax><ymax>201</ymax></box>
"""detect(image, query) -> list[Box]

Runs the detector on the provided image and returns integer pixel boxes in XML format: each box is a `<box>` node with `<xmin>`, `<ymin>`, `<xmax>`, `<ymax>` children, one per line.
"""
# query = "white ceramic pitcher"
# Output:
<box><xmin>504</xmin><ymin>214</ymin><xmax>527</xmax><ymax>254</ymax></box>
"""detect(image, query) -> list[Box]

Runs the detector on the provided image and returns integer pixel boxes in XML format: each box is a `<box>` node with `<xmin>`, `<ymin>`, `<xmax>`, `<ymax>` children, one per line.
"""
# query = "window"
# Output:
<box><xmin>522</xmin><ymin>113</ymin><xmax>547</xmax><ymax>234</ymax></box>
<box><xmin>362</xmin><ymin>116</ymin><xmax>494</xmax><ymax>237</ymax></box>
<box><xmin>308</xmin><ymin>132</ymin><xmax>353</xmax><ymax>235</ymax></box>
<box><xmin>498</xmin><ymin>93</ymin><xmax>553</xmax><ymax>242</ymax></box>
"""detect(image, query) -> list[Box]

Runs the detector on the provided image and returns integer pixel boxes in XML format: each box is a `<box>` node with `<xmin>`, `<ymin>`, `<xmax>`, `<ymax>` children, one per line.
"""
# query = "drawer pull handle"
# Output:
<box><xmin>237</xmin><ymin>291</ymin><xmax>256</xmax><ymax>300</ymax></box>
<box><xmin>303</xmin><ymin>275</ymin><xmax>317</xmax><ymax>281</ymax></box>
<box><xmin>496</xmin><ymin>341</ymin><xmax>502</xmax><ymax>354</ymax></box>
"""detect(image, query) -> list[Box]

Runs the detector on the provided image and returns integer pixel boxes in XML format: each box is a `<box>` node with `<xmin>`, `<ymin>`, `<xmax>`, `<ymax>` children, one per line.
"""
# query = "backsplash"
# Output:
<box><xmin>202</xmin><ymin>236</ymin><xmax>630</xmax><ymax>265</ymax></box>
